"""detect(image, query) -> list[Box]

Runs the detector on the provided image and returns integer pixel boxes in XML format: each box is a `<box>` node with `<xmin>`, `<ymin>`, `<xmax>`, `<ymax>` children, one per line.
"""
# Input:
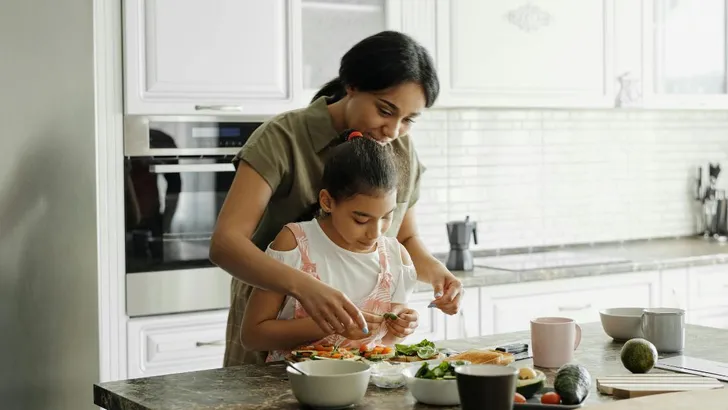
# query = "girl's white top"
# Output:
<box><xmin>266</xmin><ymin>219</ymin><xmax>418</xmax><ymax>320</ymax></box>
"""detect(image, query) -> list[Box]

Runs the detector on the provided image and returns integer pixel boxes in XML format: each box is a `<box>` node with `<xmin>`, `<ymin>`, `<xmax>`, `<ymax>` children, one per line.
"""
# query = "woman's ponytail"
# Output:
<box><xmin>311</xmin><ymin>77</ymin><xmax>347</xmax><ymax>104</ymax></box>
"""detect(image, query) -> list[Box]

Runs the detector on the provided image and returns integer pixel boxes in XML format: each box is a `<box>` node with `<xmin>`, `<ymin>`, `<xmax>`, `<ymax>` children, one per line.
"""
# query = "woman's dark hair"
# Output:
<box><xmin>312</xmin><ymin>30</ymin><xmax>439</xmax><ymax>107</ymax></box>
<box><xmin>322</xmin><ymin>133</ymin><xmax>400</xmax><ymax>203</ymax></box>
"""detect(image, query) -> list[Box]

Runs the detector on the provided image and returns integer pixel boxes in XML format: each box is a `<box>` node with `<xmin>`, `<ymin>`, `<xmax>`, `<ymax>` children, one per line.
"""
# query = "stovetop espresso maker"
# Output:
<box><xmin>446</xmin><ymin>216</ymin><xmax>478</xmax><ymax>271</ymax></box>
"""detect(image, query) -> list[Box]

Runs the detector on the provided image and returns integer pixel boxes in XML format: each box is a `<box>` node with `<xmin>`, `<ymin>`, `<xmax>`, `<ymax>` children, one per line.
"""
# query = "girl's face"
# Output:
<box><xmin>320</xmin><ymin>189</ymin><xmax>398</xmax><ymax>253</ymax></box>
<box><xmin>344</xmin><ymin>81</ymin><xmax>426</xmax><ymax>145</ymax></box>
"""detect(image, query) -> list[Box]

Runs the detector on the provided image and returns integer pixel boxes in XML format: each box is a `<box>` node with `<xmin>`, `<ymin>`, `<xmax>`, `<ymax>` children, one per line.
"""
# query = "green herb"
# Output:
<box><xmin>383</xmin><ymin>312</ymin><xmax>398</xmax><ymax>320</ymax></box>
<box><xmin>394</xmin><ymin>339</ymin><xmax>436</xmax><ymax>357</ymax></box>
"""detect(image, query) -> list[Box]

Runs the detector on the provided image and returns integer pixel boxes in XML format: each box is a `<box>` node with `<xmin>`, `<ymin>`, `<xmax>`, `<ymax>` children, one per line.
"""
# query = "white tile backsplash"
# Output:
<box><xmin>413</xmin><ymin>109</ymin><xmax>728</xmax><ymax>253</ymax></box>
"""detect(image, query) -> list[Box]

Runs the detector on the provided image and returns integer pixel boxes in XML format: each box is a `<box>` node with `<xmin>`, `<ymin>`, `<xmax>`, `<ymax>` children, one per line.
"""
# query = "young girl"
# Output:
<box><xmin>240</xmin><ymin>131</ymin><xmax>419</xmax><ymax>361</ymax></box>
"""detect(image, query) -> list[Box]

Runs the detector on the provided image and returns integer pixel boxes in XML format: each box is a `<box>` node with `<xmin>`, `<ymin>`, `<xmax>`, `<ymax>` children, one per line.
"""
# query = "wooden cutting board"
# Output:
<box><xmin>586</xmin><ymin>387</ymin><xmax>728</xmax><ymax>409</ymax></box>
<box><xmin>597</xmin><ymin>374</ymin><xmax>725</xmax><ymax>399</ymax></box>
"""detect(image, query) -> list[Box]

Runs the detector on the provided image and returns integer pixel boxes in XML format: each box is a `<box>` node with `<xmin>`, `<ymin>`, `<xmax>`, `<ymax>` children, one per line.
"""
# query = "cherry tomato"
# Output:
<box><xmin>514</xmin><ymin>393</ymin><xmax>527</xmax><ymax>403</ymax></box>
<box><xmin>541</xmin><ymin>392</ymin><xmax>561</xmax><ymax>405</ymax></box>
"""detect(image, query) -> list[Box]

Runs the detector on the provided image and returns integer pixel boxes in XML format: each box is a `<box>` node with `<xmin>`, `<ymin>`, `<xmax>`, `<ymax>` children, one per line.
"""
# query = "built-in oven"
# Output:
<box><xmin>123</xmin><ymin>116</ymin><xmax>264</xmax><ymax>317</ymax></box>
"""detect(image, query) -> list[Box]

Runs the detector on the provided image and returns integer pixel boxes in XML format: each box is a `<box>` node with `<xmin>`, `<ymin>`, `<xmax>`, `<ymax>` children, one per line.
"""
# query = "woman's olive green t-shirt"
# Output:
<box><xmin>223</xmin><ymin>96</ymin><xmax>426</xmax><ymax>366</ymax></box>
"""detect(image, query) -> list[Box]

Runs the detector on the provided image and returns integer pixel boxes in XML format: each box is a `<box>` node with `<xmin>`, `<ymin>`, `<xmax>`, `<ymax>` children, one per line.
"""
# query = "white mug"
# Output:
<box><xmin>641</xmin><ymin>308</ymin><xmax>685</xmax><ymax>353</ymax></box>
<box><xmin>530</xmin><ymin>317</ymin><xmax>582</xmax><ymax>369</ymax></box>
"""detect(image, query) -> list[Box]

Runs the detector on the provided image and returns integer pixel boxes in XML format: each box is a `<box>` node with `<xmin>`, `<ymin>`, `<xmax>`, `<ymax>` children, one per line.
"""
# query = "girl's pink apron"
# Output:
<box><xmin>266</xmin><ymin>222</ymin><xmax>394</xmax><ymax>362</ymax></box>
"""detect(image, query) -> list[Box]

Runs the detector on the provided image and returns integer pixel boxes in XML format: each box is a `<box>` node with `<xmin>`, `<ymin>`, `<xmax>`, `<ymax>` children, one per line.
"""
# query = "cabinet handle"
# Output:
<box><xmin>196</xmin><ymin>340</ymin><xmax>225</xmax><ymax>347</ymax></box>
<box><xmin>558</xmin><ymin>304</ymin><xmax>591</xmax><ymax>312</ymax></box>
<box><xmin>459</xmin><ymin>310</ymin><xmax>468</xmax><ymax>339</ymax></box>
<box><xmin>194</xmin><ymin>105</ymin><xmax>244</xmax><ymax>112</ymax></box>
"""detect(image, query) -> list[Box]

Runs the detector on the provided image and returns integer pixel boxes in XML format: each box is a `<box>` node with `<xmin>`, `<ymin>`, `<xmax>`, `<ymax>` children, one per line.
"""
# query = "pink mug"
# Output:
<box><xmin>530</xmin><ymin>317</ymin><xmax>582</xmax><ymax>369</ymax></box>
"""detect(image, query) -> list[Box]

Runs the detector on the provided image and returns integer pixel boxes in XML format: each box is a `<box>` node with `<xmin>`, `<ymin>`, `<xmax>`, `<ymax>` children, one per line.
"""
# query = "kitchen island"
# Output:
<box><xmin>94</xmin><ymin>322</ymin><xmax>728</xmax><ymax>409</ymax></box>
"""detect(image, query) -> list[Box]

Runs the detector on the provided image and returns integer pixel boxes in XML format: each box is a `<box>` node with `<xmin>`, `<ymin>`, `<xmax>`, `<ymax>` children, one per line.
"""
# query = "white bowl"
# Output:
<box><xmin>402</xmin><ymin>359</ymin><xmax>469</xmax><ymax>406</ymax></box>
<box><xmin>599</xmin><ymin>307</ymin><xmax>645</xmax><ymax>341</ymax></box>
<box><xmin>287</xmin><ymin>360</ymin><xmax>371</xmax><ymax>408</ymax></box>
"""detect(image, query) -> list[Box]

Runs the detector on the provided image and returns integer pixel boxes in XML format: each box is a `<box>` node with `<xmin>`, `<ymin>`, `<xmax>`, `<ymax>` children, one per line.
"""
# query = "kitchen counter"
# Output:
<box><xmin>93</xmin><ymin>322</ymin><xmax>728</xmax><ymax>409</ymax></box>
<box><xmin>416</xmin><ymin>236</ymin><xmax>728</xmax><ymax>292</ymax></box>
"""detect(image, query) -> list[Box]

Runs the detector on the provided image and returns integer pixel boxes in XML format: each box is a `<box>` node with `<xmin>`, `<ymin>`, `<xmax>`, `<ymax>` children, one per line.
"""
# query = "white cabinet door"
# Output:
<box><xmin>408</xmin><ymin>291</ymin><xmax>446</xmax><ymax>341</ymax></box>
<box><xmin>480</xmin><ymin>272</ymin><xmax>660</xmax><ymax>335</ymax></box>
<box><xmin>659</xmin><ymin>268</ymin><xmax>689</xmax><ymax>310</ymax></box>
<box><xmin>642</xmin><ymin>0</ymin><xmax>728</xmax><ymax>109</ymax></box>
<box><xmin>445</xmin><ymin>287</ymin><xmax>481</xmax><ymax>340</ymax></box>
<box><xmin>687</xmin><ymin>307</ymin><xmax>728</xmax><ymax>329</ymax></box>
<box><xmin>123</xmin><ymin>0</ymin><xmax>299</xmax><ymax>115</ymax></box>
<box><xmin>300</xmin><ymin>0</ymin><xmax>403</xmax><ymax>104</ymax></box>
<box><xmin>127</xmin><ymin>310</ymin><xmax>228</xmax><ymax>379</ymax></box>
<box><xmin>687</xmin><ymin>264</ymin><xmax>728</xmax><ymax>310</ymax></box>
<box><xmin>434</xmin><ymin>0</ymin><xmax>614</xmax><ymax>108</ymax></box>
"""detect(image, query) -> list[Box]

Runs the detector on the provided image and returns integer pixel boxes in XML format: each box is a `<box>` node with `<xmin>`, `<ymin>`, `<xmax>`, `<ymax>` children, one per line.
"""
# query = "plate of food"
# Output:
<box><xmin>359</xmin><ymin>345</ymin><xmax>396</xmax><ymax>361</ymax></box>
<box><xmin>389</xmin><ymin>340</ymin><xmax>444</xmax><ymax>362</ymax></box>
<box><xmin>288</xmin><ymin>344</ymin><xmax>361</xmax><ymax>362</ymax></box>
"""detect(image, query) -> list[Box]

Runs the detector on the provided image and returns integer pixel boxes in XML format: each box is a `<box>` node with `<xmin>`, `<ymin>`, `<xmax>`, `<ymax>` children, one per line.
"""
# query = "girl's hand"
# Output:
<box><xmin>385</xmin><ymin>308</ymin><xmax>419</xmax><ymax>338</ymax></box>
<box><xmin>339</xmin><ymin>311</ymin><xmax>383</xmax><ymax>340</ymax></box>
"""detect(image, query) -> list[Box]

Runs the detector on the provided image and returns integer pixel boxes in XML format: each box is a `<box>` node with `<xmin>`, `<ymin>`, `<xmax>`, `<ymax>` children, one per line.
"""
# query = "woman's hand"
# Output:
<box><xmin>339</xmin><ymin>311</ymin><xmax>384</xmax><ymax>340</ymax></box>
<box><xmin>294</xmin><ymin>275</ymin><xmax>368</xmax><ymax>334</ymax></box>
<box><xmin>385</xmin><ymin>308</ymin><xmax>419</xmax><ymax>338</ymax></box>
<box><xmin>422</xmin><ymin>260</ymin><xmax>463</xmax><ymax>315</ymax></box>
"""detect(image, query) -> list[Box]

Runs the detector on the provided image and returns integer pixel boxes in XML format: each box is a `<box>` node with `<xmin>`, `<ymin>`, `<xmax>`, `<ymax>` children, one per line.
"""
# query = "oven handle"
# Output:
<box><xmin>148</xmin><ymin>163</ymin><xmax>236</xmax><ymax>173</ymax></box>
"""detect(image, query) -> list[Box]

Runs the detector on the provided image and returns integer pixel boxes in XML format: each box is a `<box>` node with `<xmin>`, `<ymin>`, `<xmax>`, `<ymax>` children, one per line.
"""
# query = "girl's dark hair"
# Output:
<box><xmin>312</xmin><ymin>30</ymin><xmax>439</xmax><ymax>107</ymax></box>
<box><xmin>322</xmin><ymin>133</ymin><xmax>400</xmax><ymax>203</ymax></box>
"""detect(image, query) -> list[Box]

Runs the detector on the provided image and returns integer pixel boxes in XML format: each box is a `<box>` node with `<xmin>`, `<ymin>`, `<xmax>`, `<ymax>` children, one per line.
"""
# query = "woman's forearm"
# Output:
<box><xmin>209</xmin><ymin>230</ymin><xmax>311</xmax><ymax>299</ymax></box>
<box><xmin>381</xmin><ymin>332</ymin><xmax>404</xmax><ymax>346</ymax></box>
<box><xmin>242</xmin><ymin>317</ymin><xmax>329</xmax><ymax>352</ymax></box>
<box><xmin>401</xmin><ymin>234</ymin><xmax>442</xmax><ymax>283</ymax></box>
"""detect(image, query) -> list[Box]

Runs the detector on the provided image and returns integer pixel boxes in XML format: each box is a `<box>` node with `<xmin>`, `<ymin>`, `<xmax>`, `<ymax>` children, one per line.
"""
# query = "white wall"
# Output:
<box><xmin>414</xmin><ymin>109</ymin><xmax>728</xmax><ymax>253</ymax></box>
<box><xmin>0</xmin><ymin>0</ymin><xmax>100</xmax><ymax>408</ymax></box>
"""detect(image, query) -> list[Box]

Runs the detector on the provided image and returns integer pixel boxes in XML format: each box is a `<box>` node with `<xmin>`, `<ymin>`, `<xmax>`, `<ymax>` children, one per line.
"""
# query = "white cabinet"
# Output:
<box><xmin>642</xmin><ymin>0</ymin><xmax>728</xmax><ymax>109</ymax></box>
<box><xmin>688</xmin><ymin>307</ymin><xmax>728</xmax><ymax>329</ymax></box>
<box><xmin>687</xmin><ymin>264</ymin><xmax>728</xmax><ymax>310</ymax></box>
<box><xmin>123</xmin><ymin>0</ymin><xmax>300</xmax><ymax>115</ymax></box>
<box><xmin>659</xmin><ymin>268</ymin><xmax>689</xmax><ymax>310</ymax></box>
<box><xmin>433</xmin><ymin>0</ymin><xmax>615</xmax><ymax>108</ymax></box>
<box><xmin>445</xmin><ymin>287</ymin><xmax>481</xmax><ymax>340</ymax></box>
<box><xmin>408</xmin><ymin>291</ymin><xmax>446</xmax><ymax>341</ymax></box>
<box><xmin>127</xmin><ymin>310</ymin><xmax>228</xmax><ymax>379</ymax></box>
<box><xmin>480</xmin><ymin>272</ymin><xmax>660</xmax><ymax>335</ymax></box>
<box><xmin>300</xmin><ymin>0</ymin><xmax>415</xmax><ymax>104</ymax></box>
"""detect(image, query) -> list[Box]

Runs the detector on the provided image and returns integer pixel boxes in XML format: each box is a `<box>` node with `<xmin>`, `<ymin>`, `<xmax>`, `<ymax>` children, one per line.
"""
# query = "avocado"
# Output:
<box><xmin>553</xmin><ymin>364</ymin><xmax>592</xmax><ymax>405</ymax></box>
<box><xmin>620</xmin><ymin>338</ymin><xmax>658</xmax><ymax>374</ymax></box>
<box><xmin>516</xmin><ymin>368</ymin><xmax>546</xmax><ymax>399</ymax></box>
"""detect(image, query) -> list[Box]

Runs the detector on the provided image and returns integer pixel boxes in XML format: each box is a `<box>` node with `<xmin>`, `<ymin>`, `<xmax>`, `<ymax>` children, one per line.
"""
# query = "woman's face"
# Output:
<box><xmin>344</xmin><ymin>81</ymin><xmax>427</xmax><ymax>144</ymax></box>
<box><xmin>322</xmin><ymin>189</ymin><xmax>398</xmax><ymax>253</ymax></box>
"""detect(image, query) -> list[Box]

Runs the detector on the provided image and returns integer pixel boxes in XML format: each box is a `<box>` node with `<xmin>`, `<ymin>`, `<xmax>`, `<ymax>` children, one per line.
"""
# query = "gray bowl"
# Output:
<box><xmin>599</xmin><ymin>307</ymin><xmax>645</xmax><ymax>341</ymax></box>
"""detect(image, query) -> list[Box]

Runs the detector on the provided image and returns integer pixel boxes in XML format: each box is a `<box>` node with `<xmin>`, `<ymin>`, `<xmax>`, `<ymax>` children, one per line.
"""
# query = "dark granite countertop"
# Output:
<box><xmin>94</xmin><ymin>322</ymin><xmax>728</xmax><ymax>409</ymax></box>
<box><xmin>415</xmin><ymin>236</ymin><xmax>728</xmax><ymax>292</ymax></box>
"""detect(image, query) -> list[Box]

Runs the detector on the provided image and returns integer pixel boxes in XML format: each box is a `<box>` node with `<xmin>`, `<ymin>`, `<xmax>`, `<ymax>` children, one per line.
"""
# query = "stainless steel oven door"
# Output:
<box><xmin>126</xmin><ymin>267</ymin><xmax>231</xmax><ymax>317</ymax></box>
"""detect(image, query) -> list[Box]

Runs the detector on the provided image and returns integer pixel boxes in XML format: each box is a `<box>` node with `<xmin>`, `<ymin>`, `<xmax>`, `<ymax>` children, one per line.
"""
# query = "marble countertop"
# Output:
<box><xmin>93</xmin><ymin>322</ymin><xmax>728</xmax><ymax>409</ymax></box>
<box><xmin>415</xmin><ymin>236</ymin><xmax>728</xmax><ymax>292</ymax></box>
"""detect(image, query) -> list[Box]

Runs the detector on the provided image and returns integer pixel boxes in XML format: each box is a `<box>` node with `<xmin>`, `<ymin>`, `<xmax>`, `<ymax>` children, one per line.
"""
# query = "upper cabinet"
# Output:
<box><xmin>301</xmin><ymin>0</ymin><xmax>389</xmax><ymax>103</ymax></box>
<box><xmin>642</xmin><ymin>0</ymin><xmax>728</xmax><ymax>109</ymax></box>
<box><xmin>432</xmin><ymin>0</ymin><xmax>615</xmax><ymax>108</ymax></box>
<box><xmin>123</xmin><ymin>0</ymin><xmax>301</xmax><ymax>115</ymax></box>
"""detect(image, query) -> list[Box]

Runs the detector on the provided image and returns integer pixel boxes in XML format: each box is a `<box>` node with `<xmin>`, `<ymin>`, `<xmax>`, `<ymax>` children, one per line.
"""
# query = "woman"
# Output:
<box><xmin>210</xmin><ymin>30</ymin><xmax>464</xmax><ymax>366</ymax></box>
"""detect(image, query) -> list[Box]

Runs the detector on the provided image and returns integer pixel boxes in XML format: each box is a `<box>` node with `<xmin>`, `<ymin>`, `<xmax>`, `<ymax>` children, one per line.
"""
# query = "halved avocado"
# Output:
<box><xmin>516</xmin><ymin>369</ymin><xmax>546</xmax><ymax>399</ymax></box>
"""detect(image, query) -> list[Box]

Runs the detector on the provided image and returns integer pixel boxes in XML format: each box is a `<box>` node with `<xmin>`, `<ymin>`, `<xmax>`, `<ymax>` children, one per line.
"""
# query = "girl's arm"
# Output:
<box><xmin>240</xmin><ymin>227</ymin><xmax>331</xmax><ymax>352</ymax></box>
<box><xmin>211</xmin><ymin>163</ymin><xmax>364</xmax><ymax>334</ymax></box>
<box><xmin>382</xmin><ymin>244</ymin><xmax>419</xmax><ymax>344</ymax></box>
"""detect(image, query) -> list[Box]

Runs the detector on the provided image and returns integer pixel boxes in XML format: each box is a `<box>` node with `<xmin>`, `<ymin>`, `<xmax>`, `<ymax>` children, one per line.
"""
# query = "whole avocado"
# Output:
<box><xmin>620</xmin><ymin>338</ymin><xmax>658</xmax><ymax>374</ymax></box>
<box><xmin>553</xmin><ymin>364</ymin><xmax>592</xmax><ymax>405</ymax></box>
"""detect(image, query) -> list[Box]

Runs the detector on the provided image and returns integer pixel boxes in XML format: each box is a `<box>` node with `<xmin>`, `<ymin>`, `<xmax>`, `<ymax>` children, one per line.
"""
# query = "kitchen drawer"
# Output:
<box><xmin>408</xmin><ymin>291</ymin><xmax>446</xmax><ymax>342</ymax></box>
<box><xmin>127</xmin><ymin>310</ymin><xmax>229</xmax><ymax>378</ymax></box>
<box><xmin>688</xmin><ymin>265</ymin><xmax>728</xmax><ymax>310</ymax></box>
<box><xmin>481</xmin><ymin>272</ymin><xmax>660</xmax><ymax>335</ymax></box>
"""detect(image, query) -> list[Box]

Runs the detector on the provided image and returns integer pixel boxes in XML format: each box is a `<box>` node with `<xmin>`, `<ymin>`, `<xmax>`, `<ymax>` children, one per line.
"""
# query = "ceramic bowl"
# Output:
<box><xmin>599</xmin><ymin>307</ymin><xmax>646</xmax><ymax>341</ymax></box>
<box><xmin>287</xmin><ymin>360</ymin><xmax>371</xmax><ymax>408</ymax></box>
<box><xmin>402</xmin><ymin>359</ymin><xmax>470</xmax><ymax>406</ymax></box>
